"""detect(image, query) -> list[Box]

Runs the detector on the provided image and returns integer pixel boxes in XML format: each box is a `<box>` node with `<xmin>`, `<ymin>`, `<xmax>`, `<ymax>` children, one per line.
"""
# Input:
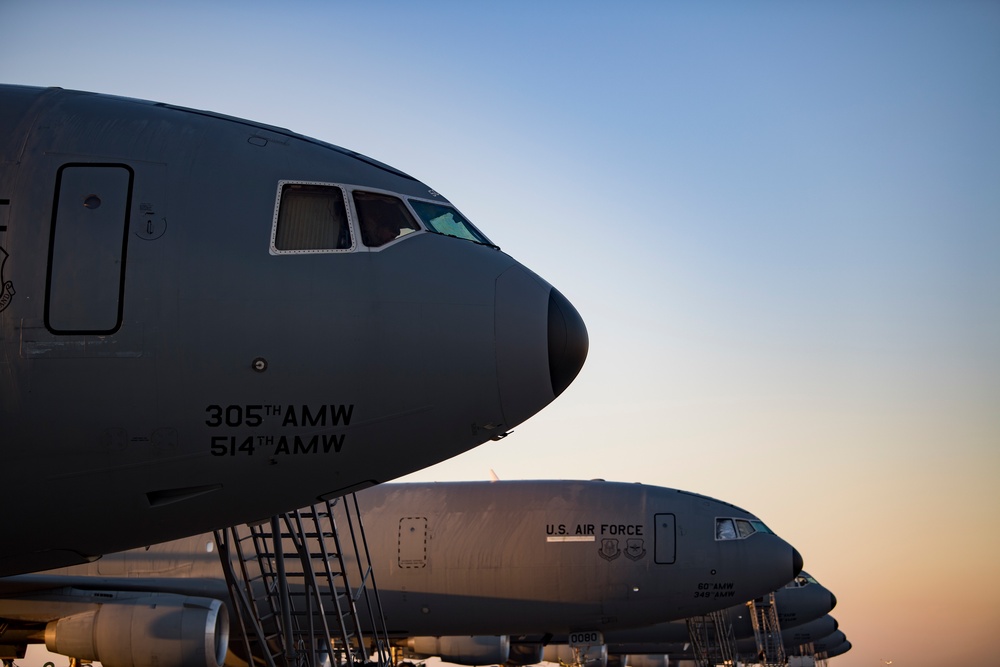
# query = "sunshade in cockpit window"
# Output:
<box><xmin>736</xmin><ymin>519</ymin><xmax>756</xmax><ymax>538</ymax></box>
<box><xmin>716</xmin><ymin>518</ymin><xmax>738</xmax><ymax>540</ymax></box>
<box><xmin>272</xmin><ymin>183</ymin><xmax>353</xmax><ymax>252</ymax></box>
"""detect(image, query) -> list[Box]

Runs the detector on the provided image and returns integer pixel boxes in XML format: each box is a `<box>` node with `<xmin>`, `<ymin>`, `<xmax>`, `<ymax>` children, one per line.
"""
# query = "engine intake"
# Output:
<box><xmin>407</xmin><ymin>635</ymin><xmax>510</xmax><ymax>665</ymax></box>
<box><xmin>508</xmin><ymin>643</ymin><xmax>545</xmax><ymax>665</ymax></box>
<box><xmin>624</xmin><ymin>655</ymin><xmax>670</xmax><ymax>667</ymax></box>
<box><xmin>44</xmin><ymin>594</ymin><xmax>229</xmax><ymax>667</ymax></box>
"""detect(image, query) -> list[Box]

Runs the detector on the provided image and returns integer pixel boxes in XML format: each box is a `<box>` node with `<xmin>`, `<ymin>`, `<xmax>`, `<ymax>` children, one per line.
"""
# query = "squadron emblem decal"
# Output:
<box><xmin>599</xmin><ymin>538</ymin><xmax>621</xmax><ymax>561</ymax></box>
<box><xmin>624</xmin><ymin>538</ymin><xmax>647</xmax><ymax>560</ymax></box>
<box><xmin>0</xmin><ymin>245</ymin><xmax>14</xmax><ymax>313</ymax></box>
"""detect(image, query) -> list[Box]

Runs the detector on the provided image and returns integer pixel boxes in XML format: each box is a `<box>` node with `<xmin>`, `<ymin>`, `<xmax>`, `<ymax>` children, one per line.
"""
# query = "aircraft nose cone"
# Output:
<box><xmin>495</xmin><ymin>266</ymin><xmax>588</xmax><ymax>428</ymax></box>
<box><xmin>548</xmin><ymin>288</ymin><xmax>589</xmax><ymax>397</ymax></box>
<box><xmin>792</xmin><ymin>547</ymin><xmax>804</xmax><ymax>577</ymax></box>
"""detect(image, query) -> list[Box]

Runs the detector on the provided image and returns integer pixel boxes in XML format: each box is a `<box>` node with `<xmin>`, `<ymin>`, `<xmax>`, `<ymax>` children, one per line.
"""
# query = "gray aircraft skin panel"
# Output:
<box><xmin>0</xmin><ymin>86</ymin><xmax>589</xmax><ymax>577</ymax></box>
<box><xmin>0</xmin><ymin>479</ymin><xmax>801</xmax><ymax>657</ymax></box>
<box><xmin>600</xmin><ymin>570</ymin><xmax>836</xmax><ymax>650</ymax></box>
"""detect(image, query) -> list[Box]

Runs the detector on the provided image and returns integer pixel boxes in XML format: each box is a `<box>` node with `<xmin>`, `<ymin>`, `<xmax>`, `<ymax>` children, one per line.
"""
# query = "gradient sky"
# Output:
<box><xmin>3</xmin><ymin>2</ymin><xmax>998</xmax><ymax>666</ymax></box>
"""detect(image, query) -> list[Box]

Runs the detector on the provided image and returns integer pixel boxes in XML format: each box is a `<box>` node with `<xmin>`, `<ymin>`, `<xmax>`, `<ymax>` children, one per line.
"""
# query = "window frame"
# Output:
<box><xmin>269</xmin><ymin>180</ymin><xmax>357</xmax><ymax>255</ymax></box>
<box><xmin>351</xmin><ymin>188</ymin><xmax>423</xmax><ymax>250</ymax></box>
<box><xmin>270</xmin><ymin>181</ymin><xmax>487</xmax><ymax>254</ymax></box>
<box><xmin>715</xmin><ymin>516</ymin><xmax>768</xmax><ymax>541</ymax></box>
<box><xmin>406</xmin><ymin>195</ymin><xmax>495</xmax><ymax>248</ymax></box>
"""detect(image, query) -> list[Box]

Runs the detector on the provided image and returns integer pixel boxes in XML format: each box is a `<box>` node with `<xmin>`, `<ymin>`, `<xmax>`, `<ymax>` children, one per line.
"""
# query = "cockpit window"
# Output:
<box><xmin>716</xmin><ymin>519</ymin><xmax>737</xmax><ymax>540</ymax></box>
<box><xmin>354</xmin><ymin>191</ymin><xmax>420</xmax><ymax>248</ymax></box>
<box><xmin>272</xmin><ymin>182</ymin><xmax>353</xmax><ymax>253</ymax></box>
<box><xmin>271</xmin><ymin>182</ymin><xmax>491</xmax><ymax>254</ymax></box>
<box><xmin>716</xmin><ymin>517</ymin><xmax>772</xmax><ymax>540</ymax></box>
<box><xmin>408</xmin><ymin>199</ymin><xmax>494</xmax><ymax>247</ymax></box>
<box><xmin>786</xmin><ymin>573</ymin><xmax>819</xmax><ymax>588</ymax></box>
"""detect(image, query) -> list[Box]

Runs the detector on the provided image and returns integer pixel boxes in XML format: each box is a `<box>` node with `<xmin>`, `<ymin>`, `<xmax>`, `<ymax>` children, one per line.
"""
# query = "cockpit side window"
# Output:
<box><xmin>408</xmin><ymin>199</ymin><xmax>494</xmax><ymax>247</ymax></box>
<box><xmin>736</xmin><ymin>519</ymin><xmax>756</xmax><ymax>538</ymax></box>
<box><xmin>716</xmin><ymin>518</ymin><xmax>737</xmax><ymax>540</ymax></box>
<box><xmin>787</xmin><ymin>573</ymin><xmax>818</xmax><ymax>588</ymax></box>
<box><xmin>717</xmin><ymin>517</ymin><xmax>772</xmax><ymax>540</ymax></box>
<box><xmin>272</xmin><ymin>182</ymin><xmax>353</xmax><ymax>253</ymax></box>
<box><xmin>354</xmin><ymin>191</ymin><xmax>420</xmax><ymax>248</ymax></box>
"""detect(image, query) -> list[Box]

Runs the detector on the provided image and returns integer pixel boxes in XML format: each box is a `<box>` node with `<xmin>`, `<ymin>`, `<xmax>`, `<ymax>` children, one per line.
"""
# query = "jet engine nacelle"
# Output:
<box><xmin>406</xmin><ymin>635</ymin><xmax>510</xmax><ymax>665</ymax></box>
<box><xmin>543</xmin><ymin>643</ymin><xmax>609</xmax><ymax>667</ymax></box>
<box><xmin>44</xmin><ymin>594</ymin><xmax>228</xmax><ymax>667</ymax></box>
<box><xmin>623</xmin><ymin>655</ymin><xmax>669</xmax><ymax>667</ymax></box>
<box><xmin>508</xmin><ymin>643</ymin><xmax>545</xmax><ymax>665</ymax></box>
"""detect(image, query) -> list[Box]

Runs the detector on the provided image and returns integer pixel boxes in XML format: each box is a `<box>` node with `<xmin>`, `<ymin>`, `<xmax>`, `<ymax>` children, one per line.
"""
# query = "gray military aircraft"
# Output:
<box><xmin>629</xmin><ymin>615</ymin><xmax>840</xmax><ymax>662</ymax></box>
<box><xmin>0</xmin><ymin>480</ymin><xmax>802</xmax><ymax>667</ymax></box>
<box><xmin>789</xmin><ymin>629</ymin><xmax>849</xmax><ymax>661</ymax></box>
<box><xmin>780</xmin><ymin>614</ymin><xmax>840</xmax><ymax>650</ymax></box>
<box><xmin>819</xmin><ymin>637</ymin><xmax>852</xmax><ymax>660</ymax></box>
<box><xmin>623</xmin><ymin>616</ymin><xmax>841</xmax><ymax>667</ymax></box>
<box><xmin>523</xmin><ymin>572</ymin><xmax>835</xmax><ymax>667</ymax></box>
<box><xmin>598</xmin><ymin>571</ymin><xmax>836</xmax><ymax>653</ymax></box>
<box><xmin>0</xmin><ymin>85</ymin><xmax>588</xmax><ymax>577</ymax></box>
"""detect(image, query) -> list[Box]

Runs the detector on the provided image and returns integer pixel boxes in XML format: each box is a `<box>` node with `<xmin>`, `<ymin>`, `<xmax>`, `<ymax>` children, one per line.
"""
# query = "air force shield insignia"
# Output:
<box><xmin>599</xmin><ymin>538</ymin><xmax>621</xmax><ymax>561</ymax></box>
<box><xmin>624</xmin><ymin>538</ymin><xmax>647</xmax><ymax>560</ymax></box>
<box><xmin>0</xmin><ymin>246</ymin><xmax>14</xmax><ymax>313</ymax></box>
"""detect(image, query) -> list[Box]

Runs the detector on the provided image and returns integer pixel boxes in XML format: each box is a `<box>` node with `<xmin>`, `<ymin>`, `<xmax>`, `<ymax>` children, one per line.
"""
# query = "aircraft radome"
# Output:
<box><xmin>0</xmin><ymin>85</ymin><xmax>588</xmax><ymax>577</ymax></box>
<box><xmin>0</xmin><ymin>479</ymin><xmax>802</xmax><ymax>667</ymax></box>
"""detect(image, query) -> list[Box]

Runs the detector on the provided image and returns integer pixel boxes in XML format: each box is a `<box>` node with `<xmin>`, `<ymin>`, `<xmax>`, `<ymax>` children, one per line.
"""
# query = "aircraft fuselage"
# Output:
<box><xmin>0</xmin><ymin>86</ymin><xmax>588</xmax><ymax>575</ymax></box>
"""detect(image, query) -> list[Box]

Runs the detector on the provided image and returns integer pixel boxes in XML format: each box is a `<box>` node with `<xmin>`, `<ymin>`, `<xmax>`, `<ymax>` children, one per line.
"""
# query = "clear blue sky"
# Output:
<box><xmin>3</xmin><ymin>2</ymin><xmax>999</xmax><ymax>665</ymax></box>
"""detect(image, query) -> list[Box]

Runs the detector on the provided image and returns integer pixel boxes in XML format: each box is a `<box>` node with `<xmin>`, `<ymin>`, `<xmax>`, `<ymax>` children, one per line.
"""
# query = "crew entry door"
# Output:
<box><xmin>654</xmin><ymin>512</ymin><xmax>676</xmax><ymax>564</ymax></box>
<box><xmin>398</xmin><ymin>516</ymin><xmax>428</xmax><ymax>569</ymax></box>
<box><xmin>46</xmin><ymin>163</ymin><xmax>133</xmax><ymax>334</ymax></box>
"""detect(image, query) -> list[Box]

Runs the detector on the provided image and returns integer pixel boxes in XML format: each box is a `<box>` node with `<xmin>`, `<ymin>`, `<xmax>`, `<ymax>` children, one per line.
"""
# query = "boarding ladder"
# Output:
<box><xmin>786</xmin><ymin>642</ymin><xmax>817</xmax><ymax>667</ymax></box>
<box><xmin>214</xmin><ymin>494</ymin><xmax>391</xmax><ymax>667</ymax></box>
<box><xmin>746</xmin><ymin>592</ymin><xmax>786</xmax><ymax>667</ymax></box>
<box><xmin>685</xmin><ymin>609</ymin><xmax>738</xmax><ymax>667</ymax></box>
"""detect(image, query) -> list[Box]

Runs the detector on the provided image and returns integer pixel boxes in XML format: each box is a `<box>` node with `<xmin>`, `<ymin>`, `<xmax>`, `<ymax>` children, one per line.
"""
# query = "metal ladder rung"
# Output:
<box><xmin>214</xmin><ymin>494</ymin><xmax>391</xmax><ymax>667</ymax></box>
<box><xmin>747</xmin><ymin>592</ymin><xmax>786</xmax><ymax>666</ymax></box>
